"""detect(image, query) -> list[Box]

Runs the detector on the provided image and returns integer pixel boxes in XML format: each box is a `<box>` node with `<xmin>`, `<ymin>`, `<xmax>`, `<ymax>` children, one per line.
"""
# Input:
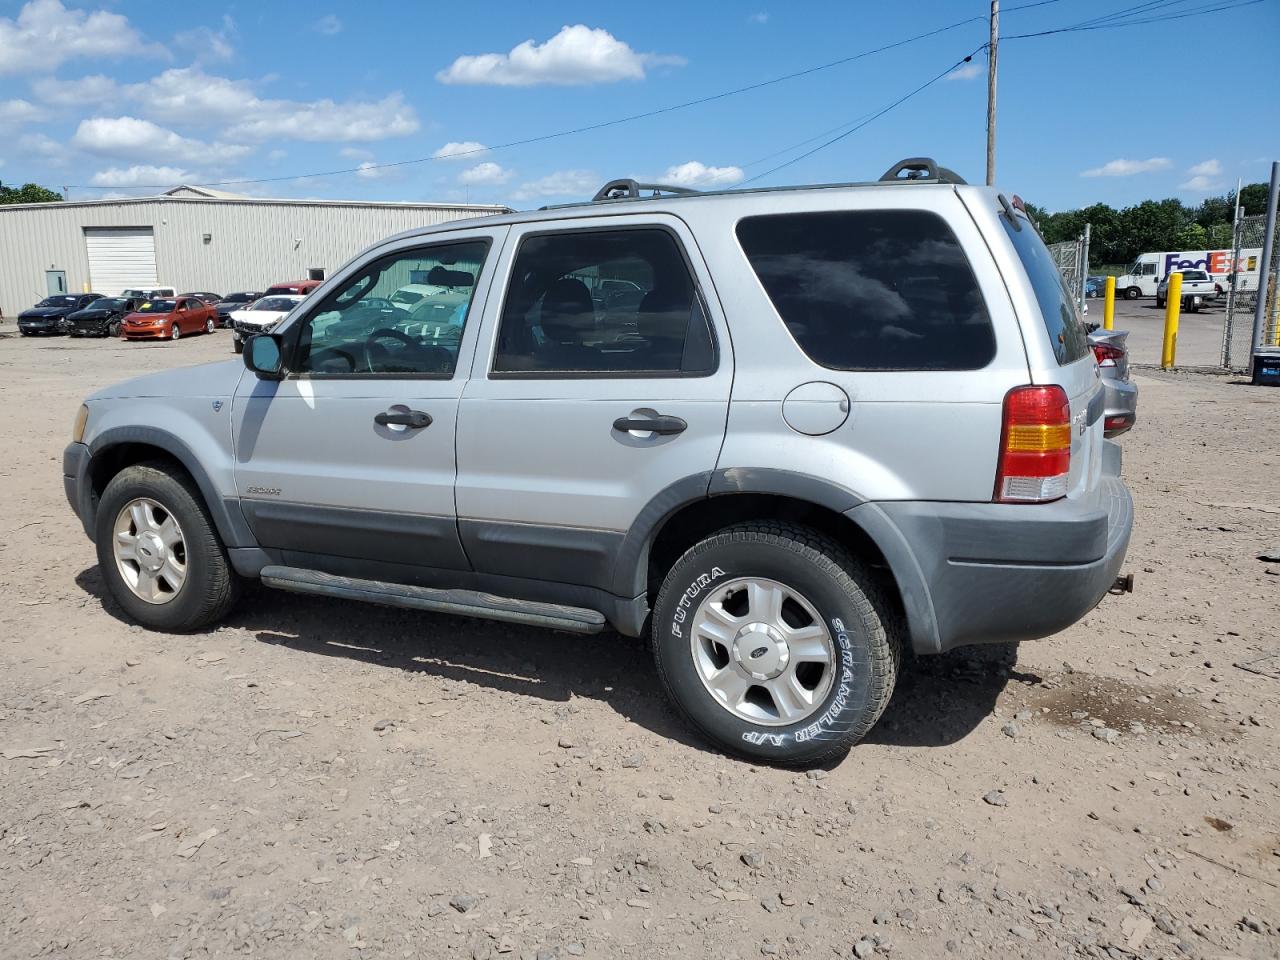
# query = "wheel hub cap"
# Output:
<box><xmin>112</xmin><ymin>497</ymin><xmax>187</xmax><ymax>605</ymax></box>
<box><xmin>731</xmin><ymin>622</ymin><xmax>789</xmax><ymax>680</ymax></box>
<box><xmin>135</xmin><ymin>531</ymin><xmax>165</xmax><ymax>572</ymax></box>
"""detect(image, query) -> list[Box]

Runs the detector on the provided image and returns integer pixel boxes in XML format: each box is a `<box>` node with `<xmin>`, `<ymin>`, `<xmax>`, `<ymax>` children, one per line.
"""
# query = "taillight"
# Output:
<box><xmin>995</xmin><ymin>385</ymin><xmax>1071</xmax><ymax>503</ymax></box>
<box><xmin>1091</xmin><ymin>342</ymin><xmax>1123</xmax><ymax>367</ymax></box>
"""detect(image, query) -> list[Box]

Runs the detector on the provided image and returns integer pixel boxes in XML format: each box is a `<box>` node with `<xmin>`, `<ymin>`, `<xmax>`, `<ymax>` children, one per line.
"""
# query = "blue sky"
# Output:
<box><xmin>0</xmin><ymin>0</ymin><xmax>1276</xmax><ymax>211</ymax></box>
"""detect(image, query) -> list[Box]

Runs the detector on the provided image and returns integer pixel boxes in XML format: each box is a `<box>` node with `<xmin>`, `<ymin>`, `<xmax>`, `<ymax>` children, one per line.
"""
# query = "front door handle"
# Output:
<box><xmin>613</xmin><ymin>414</ymin><xmax>687</xmax><ymax>436</ymax></box>
<box><xmin>375</xmin><ymin>410</ymin><xmax>432</xmax><ymax>429</ymax></box>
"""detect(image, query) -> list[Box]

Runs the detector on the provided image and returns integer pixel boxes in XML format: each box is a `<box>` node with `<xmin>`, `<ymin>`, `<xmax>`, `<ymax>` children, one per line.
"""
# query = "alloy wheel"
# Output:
<box><xmin>112</xmin><ymin>497</ymin><xmax>188</xmax><ymax>604</ymax></box>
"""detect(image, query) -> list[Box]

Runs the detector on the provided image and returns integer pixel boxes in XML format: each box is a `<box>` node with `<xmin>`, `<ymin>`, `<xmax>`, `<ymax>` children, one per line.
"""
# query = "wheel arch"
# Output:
<box><xmin>86</xmin><ymin>427</ymin><xmax>254</xmax><ymax>548</ymax></box>
<box><xmin>616</xmin><ymin>470</ymin><xmax>930</xmax><ymax>649</ymax></box>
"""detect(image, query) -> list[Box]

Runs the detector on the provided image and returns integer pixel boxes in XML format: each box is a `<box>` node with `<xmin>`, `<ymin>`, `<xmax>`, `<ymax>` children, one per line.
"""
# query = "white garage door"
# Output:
<box><xmin>84</xmin><ymin>227</ymin><xmax>158</xmax><ymax>296</ymax></box>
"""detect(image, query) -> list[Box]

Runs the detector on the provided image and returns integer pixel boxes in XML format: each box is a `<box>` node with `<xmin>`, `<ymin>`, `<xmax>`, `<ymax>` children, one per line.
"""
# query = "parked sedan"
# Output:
<box><xmin>1088</xmin><ymin>327</ymin><xmax>1137</xmax><ymax>438</ymax></box>
<box><xmin>229</xmin><ymin>295</ymin><xmax>303</xmax><ymax>353</ymax></box>
<box><xmin>122</xmin><ymin>296</ymin><xmax>219</xmax><ymax>341</ymax></box>
<box><xmin>181</xmin><ymin>291</ymin><xmax>223</xmax><ymax>306</ymax></box>
<box><xmin>18</xmin><ymin>293</ymin><xmax>103</xmax><ymax>336</ymax></box>
<box><xmin>214</xmin><ymin>291</ymin><xmax>263</xmax><ymax>327</ymax></box>
<box><xmin>65</xmin><ymin>297</ymin><xmax>138</xmax><ymax>338</ymax></box>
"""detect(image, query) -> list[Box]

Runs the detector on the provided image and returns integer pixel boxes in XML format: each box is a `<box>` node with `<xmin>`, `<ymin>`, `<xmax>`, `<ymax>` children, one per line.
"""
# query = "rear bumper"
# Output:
<box><xmin>1100</xmin><ymin>375</ymin><xmax>1138</xmax><ymax>437</ymax></box>
<box><xmin>849</xmin><ymin>444</ymin><xmax>1133</xmax><ymax>654</ymax></box>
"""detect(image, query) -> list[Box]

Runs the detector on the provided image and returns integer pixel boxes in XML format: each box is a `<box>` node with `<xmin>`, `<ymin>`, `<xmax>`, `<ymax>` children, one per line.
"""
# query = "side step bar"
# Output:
<box><xmin>259</xmin><ymin>565</ymin><xmax>607</xmax><ymax>634</ymax></box>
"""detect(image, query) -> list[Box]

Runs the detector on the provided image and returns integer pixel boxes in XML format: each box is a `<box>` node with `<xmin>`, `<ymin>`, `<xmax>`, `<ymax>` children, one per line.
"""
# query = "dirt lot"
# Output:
<box><xmin>1</xmin><ymin>328</ymin><xmax>1277</xmax><ymax>960</ymax></box>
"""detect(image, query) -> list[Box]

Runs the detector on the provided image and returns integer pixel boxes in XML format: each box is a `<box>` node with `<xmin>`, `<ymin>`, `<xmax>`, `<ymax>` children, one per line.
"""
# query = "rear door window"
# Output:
<box><xmin>736</xmin><ymin>210</ymin><xmax>995</xmax><ymax>371</ymax></box>
<box><xmin>1000</xmin><ymin>216</ymin><xmax>1090</xmax><ymax>365</ymax></box>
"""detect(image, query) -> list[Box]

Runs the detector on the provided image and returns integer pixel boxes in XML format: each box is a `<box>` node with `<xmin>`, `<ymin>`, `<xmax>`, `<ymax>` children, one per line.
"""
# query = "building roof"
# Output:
<box><xmin>0</xmin><ymin>191</ymin><xmax>511</xmax><ymax>213</ymax></box>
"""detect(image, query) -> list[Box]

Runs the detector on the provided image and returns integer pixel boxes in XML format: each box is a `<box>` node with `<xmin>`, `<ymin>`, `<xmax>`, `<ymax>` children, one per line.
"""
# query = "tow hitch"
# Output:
<box><xmin>1109</xmin><ymin>573</ymin><xmax>1135</xmax><ymax>595</ymax></box>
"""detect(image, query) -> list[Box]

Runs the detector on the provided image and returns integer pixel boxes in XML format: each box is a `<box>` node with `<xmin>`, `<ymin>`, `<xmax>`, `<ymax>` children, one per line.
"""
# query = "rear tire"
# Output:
<box><xmin>204</xmin><ymin>316</ymin><xmax>215</xmax><ymax>334</ymax></box>
<box><xmin>1155</xmin><ymin>297</ymin><xmax>1165</xmax><ymax>309</ymax></box>
<box><xmin>1124</xmin><ymin>286</ymin><xmax>1141</xmax><ymax>300</ymax></box>
<box><xmin>95</xmin><ymin>462</ymin><xmax>239</xmax><ymax>632</ymax></box>
<box><xmin>651</xmin><ymin>521</ymin><xmax>900</xmax><ymax>767</ymax></box>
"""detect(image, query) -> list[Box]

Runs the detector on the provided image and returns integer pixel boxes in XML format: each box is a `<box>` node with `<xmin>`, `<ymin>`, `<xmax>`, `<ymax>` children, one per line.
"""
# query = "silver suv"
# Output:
<box><xmin>63</xmin><ymin>158</ymin><xmax>1133</xmax><ymax>766</ymax></box>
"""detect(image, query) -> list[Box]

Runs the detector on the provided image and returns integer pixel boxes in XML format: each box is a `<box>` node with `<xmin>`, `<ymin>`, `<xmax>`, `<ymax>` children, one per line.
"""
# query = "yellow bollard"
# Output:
<box><xmin>1103</xmin><ymin>276</ymin><xmax>1115</xmax><ymax>330</ymax></box>
<box><xmin>1161</xmin><ymin>272</ymin><xmax>1182</xmax><ymax>369</ymax></box>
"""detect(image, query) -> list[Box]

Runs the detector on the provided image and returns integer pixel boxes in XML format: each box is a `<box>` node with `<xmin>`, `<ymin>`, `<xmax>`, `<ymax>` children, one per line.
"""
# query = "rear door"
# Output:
<box><xmin>231</xmin><ymin>227</ymin><xmax>505</xmax><ymax>574</ymax></box>
<box><xmin>454</xmin><ymin>215</ymin><xmax>731</xmax><ymax>596</ymax></box>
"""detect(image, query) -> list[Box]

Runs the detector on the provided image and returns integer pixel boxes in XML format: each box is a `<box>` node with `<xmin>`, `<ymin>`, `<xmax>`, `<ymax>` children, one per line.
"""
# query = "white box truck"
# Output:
<box><xmin>1114</xmin><ymin>248</ymin><xmax>1262</xmax><ymax>299</ymax></box>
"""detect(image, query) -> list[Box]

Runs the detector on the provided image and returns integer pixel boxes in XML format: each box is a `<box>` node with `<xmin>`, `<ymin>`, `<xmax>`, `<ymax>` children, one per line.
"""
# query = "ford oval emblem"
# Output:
<box><xmin>211</xmin><ymin>400</ymin><xmax>223</xmax><ymax>412</ymax></box>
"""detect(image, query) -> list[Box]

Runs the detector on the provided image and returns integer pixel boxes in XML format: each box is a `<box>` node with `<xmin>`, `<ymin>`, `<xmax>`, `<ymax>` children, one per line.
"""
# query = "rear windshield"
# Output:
<box><xmin>736</xmin><ymin>210</ymin><xmax>995</xmax><ymax>371</ymax></box>
<box><xmin>1180</xmin><ymin>269</ymin><xmax>1208</xmax><ymax>281</ymax></box>
<box><xmin>1002</xmin><ymin>216</ymin><xmax>1089</xmax><ymax>365</ymax></box>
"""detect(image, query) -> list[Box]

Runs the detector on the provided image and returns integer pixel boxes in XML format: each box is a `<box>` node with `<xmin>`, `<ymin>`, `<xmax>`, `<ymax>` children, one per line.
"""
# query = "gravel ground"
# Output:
<box><xmin>1</xmin><ymin>329</ymin><xmax>1277</xmax><ymax>960</ymax></box>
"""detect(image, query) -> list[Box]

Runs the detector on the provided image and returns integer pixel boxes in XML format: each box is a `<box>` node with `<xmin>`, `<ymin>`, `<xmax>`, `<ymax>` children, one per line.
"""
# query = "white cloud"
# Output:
<box><xmin>31</xmin><ymin>74</ymin><xmax>118</xmax><ymax>105</ymax></box>
<box><xmin>1188</xmin><ymin>159</ymin><xmax>1222</xmax><ymax>177</ymax></box>
<box><xmin>946</xmin><ymin>61</ymin><xmax>982</xmax><ymax>81</ymax></box>
<box><xmin>437</xmin><ymin>24</ymin><xmax>684</xmax><ymax>86</ymax></box>
<box><xmin>0</xmin><ymin>0</ymin><xmax>148</xmax><ymax>74</ymax></box>
<box><xmin>511</xmin><ymin>169</ymin><xmax>598</xmax><ymax>201</ymax></box>
<box><xmin>266</xmin><ymin>148</ymin><xmax>287</xmax><ymax>163</ymax></box>
<box><xmin>1081</xmin><ymin>157</ymin><xmax>1172</xmax><ymax>177</ymax></box>
<box><xmin>433</xmin><ymin>141</ymin><xmax>488</xmax><ymax>160</ymax></box>
<box><xmin>660</xmin><ymin>161</ymin><xmax>744</xmax><ymax>188</ymax></box>
<box><xmin>71</xmin><ymin>115</ymin><xmax>248</xmax><ymax>165</ymax></box>
<box><xmin>459</xmin><ymin>161</ymin><xmax>512</xmax><ymax>185</ymax></box>
<box><xmin>1179</xmin><ymin>174</ymin><xmax>1221</xmax><ymax>192</ymax></box>
<box><xmin>174</xmin><ymin>15</ymin><xmax>237</xmax><ymax>63</ymax></box>
<box><xmin>0</xmin><ymin>98</ymin><xmax>42</xmax><ymax>126</ymax></box>
<box><xmin>748</xmin><ymin>12</ymin><xmax>769</xmax><ymax>23</ymax></box>
<box><xmin>312</xmin><ymin>14</ymin><xmax>342</xmax><ymax>35</ymax></box>
<box><xmin>17</xmin><ymin>132</ymin><xmax>67</xmax><ymax>166</ymax></box>
<box><xmin>90</xmin><ymin>164</ymin><xmax>193</xmax><ymax>187</ymax></box>
<box><xmin>125</xmin><ymin>68</ymin><xmax>420</xmax><ymax>143</ymax></box>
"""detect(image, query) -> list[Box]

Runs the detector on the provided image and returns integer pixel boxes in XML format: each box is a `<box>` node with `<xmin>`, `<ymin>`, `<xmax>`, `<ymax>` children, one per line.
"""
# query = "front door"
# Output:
<box><xmin>455</xmin><ymin>216</ymin><xmax>732</xmax><ymax>596</ymax></box>
<box><xmin>231</xmin><ymin>227</ymin><xmax>506</xmax><ymax>574</ymax></box>
<box><xmin>45</xmin><ymin>270</ymin><xmax>66</xmax><ymax>295</ymax></box>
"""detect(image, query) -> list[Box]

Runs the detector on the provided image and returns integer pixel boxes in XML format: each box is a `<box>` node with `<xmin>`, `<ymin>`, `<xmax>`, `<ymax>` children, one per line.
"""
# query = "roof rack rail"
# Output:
<box><xmin>879</xmin><ymin>157</ymin><xmax>968</xmax><ymax>185</ymax></box>
<box><xmin>591</xmin><ymin>179</ymin><xmax>701</xmax><ymax>202</ymax></box>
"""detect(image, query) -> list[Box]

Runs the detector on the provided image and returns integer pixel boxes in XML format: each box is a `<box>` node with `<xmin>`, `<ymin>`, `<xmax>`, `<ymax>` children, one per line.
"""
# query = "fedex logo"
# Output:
<box><xmin>1162</xmin><ymin>251</ymin><xmax>1245</xmax><ymax>276</ymax></box>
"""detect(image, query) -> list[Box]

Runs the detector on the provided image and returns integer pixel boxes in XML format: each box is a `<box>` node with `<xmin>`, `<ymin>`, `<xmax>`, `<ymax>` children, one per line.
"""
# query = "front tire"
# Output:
<box><xmin>232</xmin><ymin>338</ymin><xmax>243</xmax><ymax>355</ymax></box>
<box><xmin>1155</xmin><ymin>297</ymin><xmax>1165</xmax><ymax>309</ymax></box>
<box><xmin>651</xmin><ymin>522</ymin><xmax>900</xmax><ymax>767</ymax></box>
<box><xmin>170</xmin><ymin>323</ymin><xmax>181</xmax><ymax>341</ymax></box>
<box><xmin>94</xmin><ymin>462</ymin><xmax>239</xmax><ymax>632</ymax></box>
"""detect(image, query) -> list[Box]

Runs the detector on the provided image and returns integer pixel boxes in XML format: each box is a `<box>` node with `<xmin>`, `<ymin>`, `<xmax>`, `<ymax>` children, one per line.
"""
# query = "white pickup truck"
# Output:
<box><xmin>1155</xmin><ymin>269</ymin><xmax>1217</xmax><ymax>311</ymax></box>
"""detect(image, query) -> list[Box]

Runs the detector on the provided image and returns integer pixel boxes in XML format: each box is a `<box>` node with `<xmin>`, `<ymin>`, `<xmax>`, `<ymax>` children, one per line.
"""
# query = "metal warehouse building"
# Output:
<box><xmin>0</xmin><ymin>186</ymin><xmax>509</xmax><ymax>321</ymax></box>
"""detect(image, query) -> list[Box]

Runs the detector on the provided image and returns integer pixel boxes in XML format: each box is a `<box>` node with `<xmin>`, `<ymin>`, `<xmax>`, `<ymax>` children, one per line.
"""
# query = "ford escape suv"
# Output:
<box><xmin>64</xmin><ymin>158</ymin><xmax>1133</xmax><ymax>766</ymax></box>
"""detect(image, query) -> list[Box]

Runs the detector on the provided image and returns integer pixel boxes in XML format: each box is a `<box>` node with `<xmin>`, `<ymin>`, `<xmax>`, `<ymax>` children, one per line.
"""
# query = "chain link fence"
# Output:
<box><xmin>1221</xmin><ymin>213</ymin><xmax>1280</xmax><ymax>369</ymax></box>
<box><xmin>1047</xmin><ymin>235</ymin><xmax>1088</xmax><ymax>309</ymax></box>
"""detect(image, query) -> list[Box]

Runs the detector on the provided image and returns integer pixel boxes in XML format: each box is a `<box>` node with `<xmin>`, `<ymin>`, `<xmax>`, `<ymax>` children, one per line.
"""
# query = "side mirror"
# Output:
<box><xmin>244</xmin><ymin>334</ymin><xmax>285</xmax><ymax>380</ymax></box>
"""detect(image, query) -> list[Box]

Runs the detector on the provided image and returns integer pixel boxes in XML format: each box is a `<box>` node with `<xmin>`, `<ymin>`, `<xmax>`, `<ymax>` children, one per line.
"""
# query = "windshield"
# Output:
<box><xmin>390</xmin><ymin>289</ymin><xmax>424</xmax><ymax>305</ymax></box>
<box><xmin>37</xmin><ymin>296</ymin><xmax>77</xmax><ymax>307</ymax></box>
<box><xmin>137</xmin><ymin>300</ymin><xmax>176</xmax><ymax>312</ymax></box>
<box><xmin>1002</xmin><ymin>215</ymin><xmax>1090</xmax><ymax>365</ymax></box>
<box><xmin>253</xmin><ymin>297</ymin><xmax>298</xmax><ymax>312</ymax></box>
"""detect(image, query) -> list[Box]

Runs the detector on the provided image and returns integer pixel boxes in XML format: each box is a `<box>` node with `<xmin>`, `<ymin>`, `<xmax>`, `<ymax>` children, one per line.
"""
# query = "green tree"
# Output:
<box><xmin>1174</xmin><ymin>221</ymin><xmax>1208</xmax><ymax>249</ymax></box>
<box><xmin>0</xmin><ymin>182</ymin><xmax>62</xmax><ymax>204</ymax></box>
<box><xmin>1237</xmin><ymin>182</ymin><xmax>1269</xmax><ymax>216</ymax></box>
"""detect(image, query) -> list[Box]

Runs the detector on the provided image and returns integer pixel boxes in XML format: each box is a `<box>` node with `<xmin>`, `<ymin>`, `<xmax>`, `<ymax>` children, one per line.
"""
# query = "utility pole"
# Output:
<box><xmin>986</xmin><ymin>0</ymin><xmax>999</xmax><ymax>186</ymax></box>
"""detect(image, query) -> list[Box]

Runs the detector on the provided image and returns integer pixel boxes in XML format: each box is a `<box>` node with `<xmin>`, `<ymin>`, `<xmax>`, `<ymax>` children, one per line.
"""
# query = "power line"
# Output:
<box><xmin>55</xmin><ymin>14</ymin><xmax>987</xmax><ymax>191</ymax></box>
<box><xmin>1004</xmin><ymin>0</ymin><xmax>1262</xmax><ymax>37</ymax></box>
<box><xmin>738</xmin><ymin>45</ymin><xmax>988</xmax><ymax>187</ymax></box>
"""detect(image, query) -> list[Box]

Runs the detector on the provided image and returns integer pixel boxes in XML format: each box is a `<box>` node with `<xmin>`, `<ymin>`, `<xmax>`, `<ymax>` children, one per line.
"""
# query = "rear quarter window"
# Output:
<box><xmin>736</xmin><ymin>210</ymin><xmax>995</xmax><ymax>371</ymax></box>
<box><xmin>1001</xmin><ymin>216</ymin><xmax>1090</xmax><ymax>365</ymax></box>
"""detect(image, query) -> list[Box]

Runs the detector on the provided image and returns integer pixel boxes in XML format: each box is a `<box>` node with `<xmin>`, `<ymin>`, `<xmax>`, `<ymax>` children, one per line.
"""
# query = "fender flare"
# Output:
<box><xmin>87</xmin><ymin>425</ymin><xmax>255</xmax><ymax>548</ymax></box>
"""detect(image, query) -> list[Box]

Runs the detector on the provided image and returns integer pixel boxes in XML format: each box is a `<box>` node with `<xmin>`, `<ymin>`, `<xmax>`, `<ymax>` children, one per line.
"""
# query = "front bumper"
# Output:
<box><xmin>123</xmin><ymin>324</ymin><xmax>169</xmax><ymax>340</ymax></box>
<box><xmin>849</xmin><ymin>442</ymin><xmax>1134</xmax><ymax>654</ymax></box>
<box><xmin>18</xmin><ymin>318</ymin><xmax>66</xmax><ymax>334</ymax></box>
<box><xmin>63</xmin><ymin>441</ymin><xmax>95</xmax><ymax>539</ymax></box>
<box><xmin>67</xmin><ymin>320</ymin><xmax>112</xmax><ymax>337</ymax></box>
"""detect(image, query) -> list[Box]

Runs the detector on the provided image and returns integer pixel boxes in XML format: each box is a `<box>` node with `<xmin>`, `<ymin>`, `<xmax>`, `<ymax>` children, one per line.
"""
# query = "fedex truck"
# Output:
<box><xmin>1115</xmin><ymin>248</ymin><xmax>1262</xmax><ymax>299</ymax></box>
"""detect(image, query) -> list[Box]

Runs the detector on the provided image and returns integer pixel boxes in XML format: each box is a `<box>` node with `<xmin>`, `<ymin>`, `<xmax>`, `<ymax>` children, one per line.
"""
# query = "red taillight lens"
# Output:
<box><xmin>995</xmin><ymin>385</ymin><xmax>1071</xmax><ymax>503</ymax></box>
<box><xmin>1091</xmin><ymin>342</ymin><xmax>1123</xmax><ymax>367</ymax></box>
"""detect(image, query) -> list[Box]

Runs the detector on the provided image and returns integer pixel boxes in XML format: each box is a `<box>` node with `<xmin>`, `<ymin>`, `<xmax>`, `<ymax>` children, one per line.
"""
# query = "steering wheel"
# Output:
<box><xmin>361</xmin><ymin>327</ymin><xmax>430</xmax><ymax>373</ymax></box>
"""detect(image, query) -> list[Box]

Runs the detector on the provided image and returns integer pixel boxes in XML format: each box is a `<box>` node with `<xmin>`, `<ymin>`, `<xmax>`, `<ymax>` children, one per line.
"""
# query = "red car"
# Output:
<box><xmin>121</xmin><ymin>296</ymin><xmax>219</xmax><ymax>341</ymax></box>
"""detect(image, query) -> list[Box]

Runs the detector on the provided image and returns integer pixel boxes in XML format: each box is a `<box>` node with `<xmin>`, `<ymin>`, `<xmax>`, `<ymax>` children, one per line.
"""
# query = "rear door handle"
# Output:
<box><xmin>375</xmin><ymin>410</ymin><xmax>432</xmax><ymax>429</ymax></box>
<box><xmin>613</xmin><ymin>414</ymin><xmax>687</xmax><ymax>436</ymax></box>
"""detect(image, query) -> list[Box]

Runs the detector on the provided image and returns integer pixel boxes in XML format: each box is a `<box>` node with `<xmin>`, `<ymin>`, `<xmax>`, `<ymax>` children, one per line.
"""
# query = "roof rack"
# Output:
<box><xmin>591</xmin><ymin>179</ymin><xmax>701</xmax><ymax>202</ymax></box>
<box><xmin>879</xmin><ymin>157</ymin><xmax>967</xmax><ymax>185</ymax></box>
